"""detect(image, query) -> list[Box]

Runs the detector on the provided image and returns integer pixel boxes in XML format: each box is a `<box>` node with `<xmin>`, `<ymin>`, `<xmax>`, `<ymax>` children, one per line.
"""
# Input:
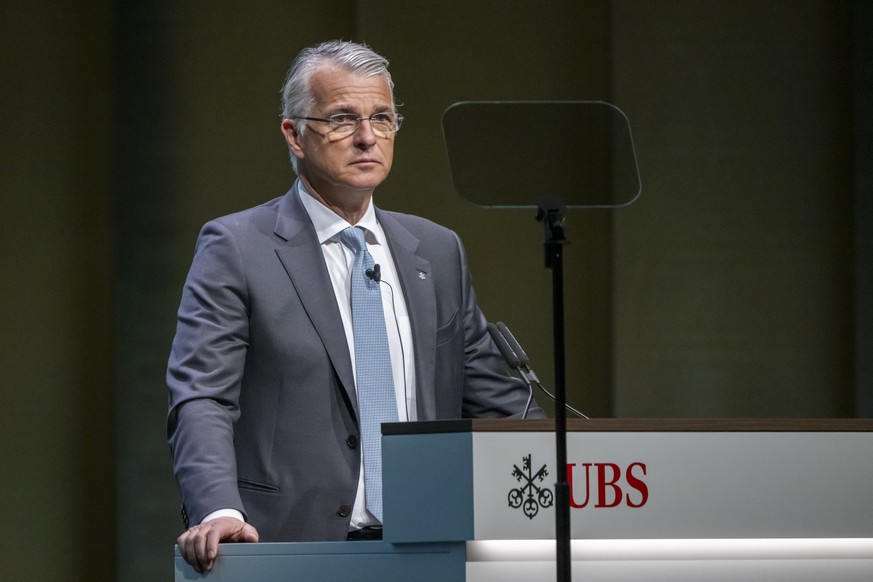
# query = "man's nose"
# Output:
<box><xmin>353</xmin><ymin>119</ymin><xmax>378</xmax><ymax>147</ymax></box>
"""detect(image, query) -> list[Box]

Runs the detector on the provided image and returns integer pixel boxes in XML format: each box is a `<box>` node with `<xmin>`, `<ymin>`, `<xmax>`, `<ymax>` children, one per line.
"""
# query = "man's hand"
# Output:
<box><xmin>176</xmin><ymin>516</ymin><xmax>260</xmax><ymax>573</ymax></box>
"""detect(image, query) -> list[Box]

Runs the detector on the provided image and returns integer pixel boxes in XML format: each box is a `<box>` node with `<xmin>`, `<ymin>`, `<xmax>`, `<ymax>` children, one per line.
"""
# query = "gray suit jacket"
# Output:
<box><xmin>167</xmin><ymin>183</ymin><xmax>542</xmax><ymax>542</ymax></box>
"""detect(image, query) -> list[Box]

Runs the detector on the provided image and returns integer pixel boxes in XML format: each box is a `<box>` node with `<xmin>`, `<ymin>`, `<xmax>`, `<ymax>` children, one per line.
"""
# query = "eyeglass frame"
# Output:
<box><xmin>292</xmin><ymin>112</ymin><xmax>404</xmax><ymax>138</ymax></box>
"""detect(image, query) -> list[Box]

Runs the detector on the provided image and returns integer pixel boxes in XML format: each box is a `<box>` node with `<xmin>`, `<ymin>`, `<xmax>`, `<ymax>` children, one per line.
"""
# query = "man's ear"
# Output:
<box><xmin>280</xmin><ymin>119</ymin><xmax>304</xmax><ymax>159</ymax></box>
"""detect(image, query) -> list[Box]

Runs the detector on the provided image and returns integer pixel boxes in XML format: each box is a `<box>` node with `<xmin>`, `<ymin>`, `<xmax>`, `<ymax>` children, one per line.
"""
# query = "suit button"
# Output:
<box><xmin>346</xmin><ymin>435</ymin><xmax>358</xmax><ymax>448</ymax></box>
<box><xmin>337</xmin><ymin>504</ymin><xmax>351</xmax><ymax>518</ymax></box>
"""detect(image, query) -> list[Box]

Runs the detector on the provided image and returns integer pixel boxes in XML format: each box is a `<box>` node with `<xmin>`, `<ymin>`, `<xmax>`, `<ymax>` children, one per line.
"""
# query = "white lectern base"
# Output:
<box><xmin>466</xmin><ymin>538</ymin><xmax>873</xmax><ymax>582</ymax></box>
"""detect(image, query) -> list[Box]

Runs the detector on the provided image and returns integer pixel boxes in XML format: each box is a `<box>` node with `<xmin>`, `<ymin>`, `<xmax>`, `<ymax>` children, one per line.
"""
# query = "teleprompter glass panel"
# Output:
<box><xmin>442</xmin><ymin>101</ymin><xmax>641</xmax><ymax>208</ymax></box>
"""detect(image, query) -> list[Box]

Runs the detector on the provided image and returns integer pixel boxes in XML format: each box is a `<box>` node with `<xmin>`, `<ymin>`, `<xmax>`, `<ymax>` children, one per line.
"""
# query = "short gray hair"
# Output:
<box><xmin>281</xmin><ymin>40</ymin><xmax>396</xmax><ymax>173</ymax></box>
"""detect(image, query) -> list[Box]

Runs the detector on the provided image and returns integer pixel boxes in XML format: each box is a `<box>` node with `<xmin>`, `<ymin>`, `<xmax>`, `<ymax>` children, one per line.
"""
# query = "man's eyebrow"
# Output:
<box><xmin>328</xmin><ymin>105</ymin><xmax>359</xmax><ymax>114</ymax></box>
<box><xmin>316</xmin><ymin>105</ymin><xmax>354</xmax><ymax>117</ymax></box>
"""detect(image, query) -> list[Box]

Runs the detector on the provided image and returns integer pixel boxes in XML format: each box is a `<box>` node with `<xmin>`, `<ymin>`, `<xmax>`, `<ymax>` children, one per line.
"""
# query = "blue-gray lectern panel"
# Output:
<box><xmin>174</xmin><ymin>541</ymin><xmax>465</xmax><ymax>581</ymax></box>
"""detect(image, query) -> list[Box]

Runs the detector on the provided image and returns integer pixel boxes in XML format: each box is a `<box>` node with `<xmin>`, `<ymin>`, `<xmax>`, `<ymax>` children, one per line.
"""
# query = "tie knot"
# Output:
<box><xmin>341</xmin><ymin>226</ymin><xmax>367</xmax><ymax>253</ymax></box>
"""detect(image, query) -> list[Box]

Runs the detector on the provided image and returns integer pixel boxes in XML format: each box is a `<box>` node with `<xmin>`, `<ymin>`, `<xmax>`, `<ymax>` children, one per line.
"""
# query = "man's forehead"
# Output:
<box><xmin>310</xmin><ymin>67</ymin><xmax>392</xmax><ymax>107</ymax></box>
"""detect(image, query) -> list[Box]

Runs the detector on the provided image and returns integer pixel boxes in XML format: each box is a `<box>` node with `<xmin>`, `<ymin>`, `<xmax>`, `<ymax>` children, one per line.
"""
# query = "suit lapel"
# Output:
<box><xmin>377</xmin><ymin>210</ymin><xmax>437</xmax><ymax>421</ymax></box>
<box><xmin>273</xmin><ymin>186</ymin><xmax>358</xmax><ymax>414</ymax></box>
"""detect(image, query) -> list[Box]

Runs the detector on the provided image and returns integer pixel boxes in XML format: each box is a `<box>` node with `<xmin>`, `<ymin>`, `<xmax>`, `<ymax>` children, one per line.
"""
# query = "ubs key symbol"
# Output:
<box><xmin>509</xmin><ymin>454</ymin><xmax>554</xmax><ymax>519</ymax></box>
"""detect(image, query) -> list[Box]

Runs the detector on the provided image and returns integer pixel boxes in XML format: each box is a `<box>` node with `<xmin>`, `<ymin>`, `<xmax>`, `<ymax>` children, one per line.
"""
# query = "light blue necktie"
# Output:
<box><xmin>341</xmin><ymin>226</ymin><xmax>398</xmax><ymax>522</ymax></box>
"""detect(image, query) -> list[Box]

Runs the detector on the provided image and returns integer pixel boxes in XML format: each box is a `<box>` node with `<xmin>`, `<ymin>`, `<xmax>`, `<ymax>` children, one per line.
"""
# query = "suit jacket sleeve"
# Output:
<box><xmin>166</xmin><ymin>218</ymin><xmax>250</xmax><ymax>526</ymax></box>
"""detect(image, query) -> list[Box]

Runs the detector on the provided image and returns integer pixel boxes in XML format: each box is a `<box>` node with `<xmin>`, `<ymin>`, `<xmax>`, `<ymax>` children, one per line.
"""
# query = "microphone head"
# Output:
<box><xmin>496</xmin><ymin>322</ymin><xmax>530</xmax><ymax>367</ymax></box>
<box><xmin>488</xmin><ymin>322</ymin><xmax>521</xmax><ymax>369</ymax></box>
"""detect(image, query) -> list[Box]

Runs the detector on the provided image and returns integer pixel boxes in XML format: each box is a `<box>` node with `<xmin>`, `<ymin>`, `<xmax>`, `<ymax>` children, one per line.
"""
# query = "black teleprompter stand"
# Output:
<box><xmin>537</xmin><ymin>199</ymin><xmax>571</xmax><ymax>582</ymax></box>
<box><xmin>442</xmin><ymin>100</ymin><xmax>641</xmax><ymax>582</ymax></box>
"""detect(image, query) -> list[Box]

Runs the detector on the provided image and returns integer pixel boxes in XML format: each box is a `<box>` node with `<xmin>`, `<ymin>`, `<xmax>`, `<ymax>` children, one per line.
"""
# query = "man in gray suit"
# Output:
<box><xmin>168</xmin><ymin>40</ymin><xmax>543</xmax><ymax>573</ymax></box>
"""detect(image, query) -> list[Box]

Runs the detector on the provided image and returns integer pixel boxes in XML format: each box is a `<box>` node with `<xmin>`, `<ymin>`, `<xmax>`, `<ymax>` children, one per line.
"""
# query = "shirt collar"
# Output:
<box><xmin>297</xmin><ymin>180</ymin><xmax>382</xmax><ymax>245</ymax></box>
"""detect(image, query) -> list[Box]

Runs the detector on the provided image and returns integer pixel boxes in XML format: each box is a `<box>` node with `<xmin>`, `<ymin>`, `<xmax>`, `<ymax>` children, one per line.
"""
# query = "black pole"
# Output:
<box><xmin>537</xmin><ymin>200</ymin><xmax>571</xmax><ymax>582</ymax></box>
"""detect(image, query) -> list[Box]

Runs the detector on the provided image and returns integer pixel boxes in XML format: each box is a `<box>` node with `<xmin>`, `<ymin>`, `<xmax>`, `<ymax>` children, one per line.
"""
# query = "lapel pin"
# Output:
<box><xmin>418</xmin><ymin>271</ymin><xmax>427</xmax><ymax>280</ymax></box>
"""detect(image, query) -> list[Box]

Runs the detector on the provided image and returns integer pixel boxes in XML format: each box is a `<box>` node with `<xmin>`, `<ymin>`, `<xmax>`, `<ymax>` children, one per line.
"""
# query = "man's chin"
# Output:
<box><xmin>345</xmin><ymin>172</ymin><xmax>389</xmax><ymax>191</ymax></box>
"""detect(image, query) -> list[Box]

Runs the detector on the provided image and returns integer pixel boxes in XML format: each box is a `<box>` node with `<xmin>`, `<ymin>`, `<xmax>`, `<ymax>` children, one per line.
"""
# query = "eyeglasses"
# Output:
<box><xmin>293</xmin><ymin>113</ymin><xmax>403</xmax><ymax>138</ymax></box>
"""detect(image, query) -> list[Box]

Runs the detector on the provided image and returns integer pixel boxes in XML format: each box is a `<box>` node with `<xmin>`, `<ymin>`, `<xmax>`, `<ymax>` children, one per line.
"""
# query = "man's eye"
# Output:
<box><xmin>330</xmin><ymin>114</ymin><xmax>359</xmax><ymax>125</ymax></box>
<box><xmin>370</xmin><ymin>113</ymin><xmax>393</xmax><ymax>124</ymax></box>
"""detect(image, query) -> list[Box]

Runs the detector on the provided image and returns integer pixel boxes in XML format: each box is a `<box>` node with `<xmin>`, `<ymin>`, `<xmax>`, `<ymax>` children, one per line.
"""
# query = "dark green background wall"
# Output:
<box><xmin>2</xmin><ymin>1</ymin><xmax>870</xmax><ymax>580</ymax></box>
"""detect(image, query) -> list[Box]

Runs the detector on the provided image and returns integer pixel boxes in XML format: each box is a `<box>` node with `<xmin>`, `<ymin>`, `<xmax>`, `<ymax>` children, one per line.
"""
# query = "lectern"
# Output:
<box><xmin>175</xmin><ymin>419</ymin><xmax>873</xmax><ymax>581</ymax></box>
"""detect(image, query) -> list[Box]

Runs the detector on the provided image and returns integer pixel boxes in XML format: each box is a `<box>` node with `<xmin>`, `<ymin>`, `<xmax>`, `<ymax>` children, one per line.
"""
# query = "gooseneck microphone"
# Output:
<box><xmin>365</xmin><ymin>263</ymin><xmax>381</xmax><ymax>283</ymax></box>
<box><xmin>488</xmin><ymin>322</ymin><xmax>522</xmax><ymax>369</ymax></box>
<box><xmin>488</xmin><ymin>323</ymin><xmax>533</xmax><ymax>418</ymax></box>
<box><xmin>489</xmin><ymin>322</ymin><xmax>589</xmax><ymax>420</ymax></box>
<box><xmin>495</xmin><ymin>322</ymin><xmax>540</xmax><ymax>384</ymax></box>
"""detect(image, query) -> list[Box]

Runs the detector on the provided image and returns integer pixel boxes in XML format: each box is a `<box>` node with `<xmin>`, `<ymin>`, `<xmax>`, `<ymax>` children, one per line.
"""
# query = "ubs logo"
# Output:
<box><xmin>508</xmin><ymin>454</ymin><xmax>554</xmax><ymax>519</ymax></box>
<box><xmin>567</xmin><ymin>462</ymin><xmax>649</xmax><ymax>508</ymax></box>
<box><xmin>508</xmin><ymin>457</ymin><xmax>650</xmax><ymax>519</ymax></box>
